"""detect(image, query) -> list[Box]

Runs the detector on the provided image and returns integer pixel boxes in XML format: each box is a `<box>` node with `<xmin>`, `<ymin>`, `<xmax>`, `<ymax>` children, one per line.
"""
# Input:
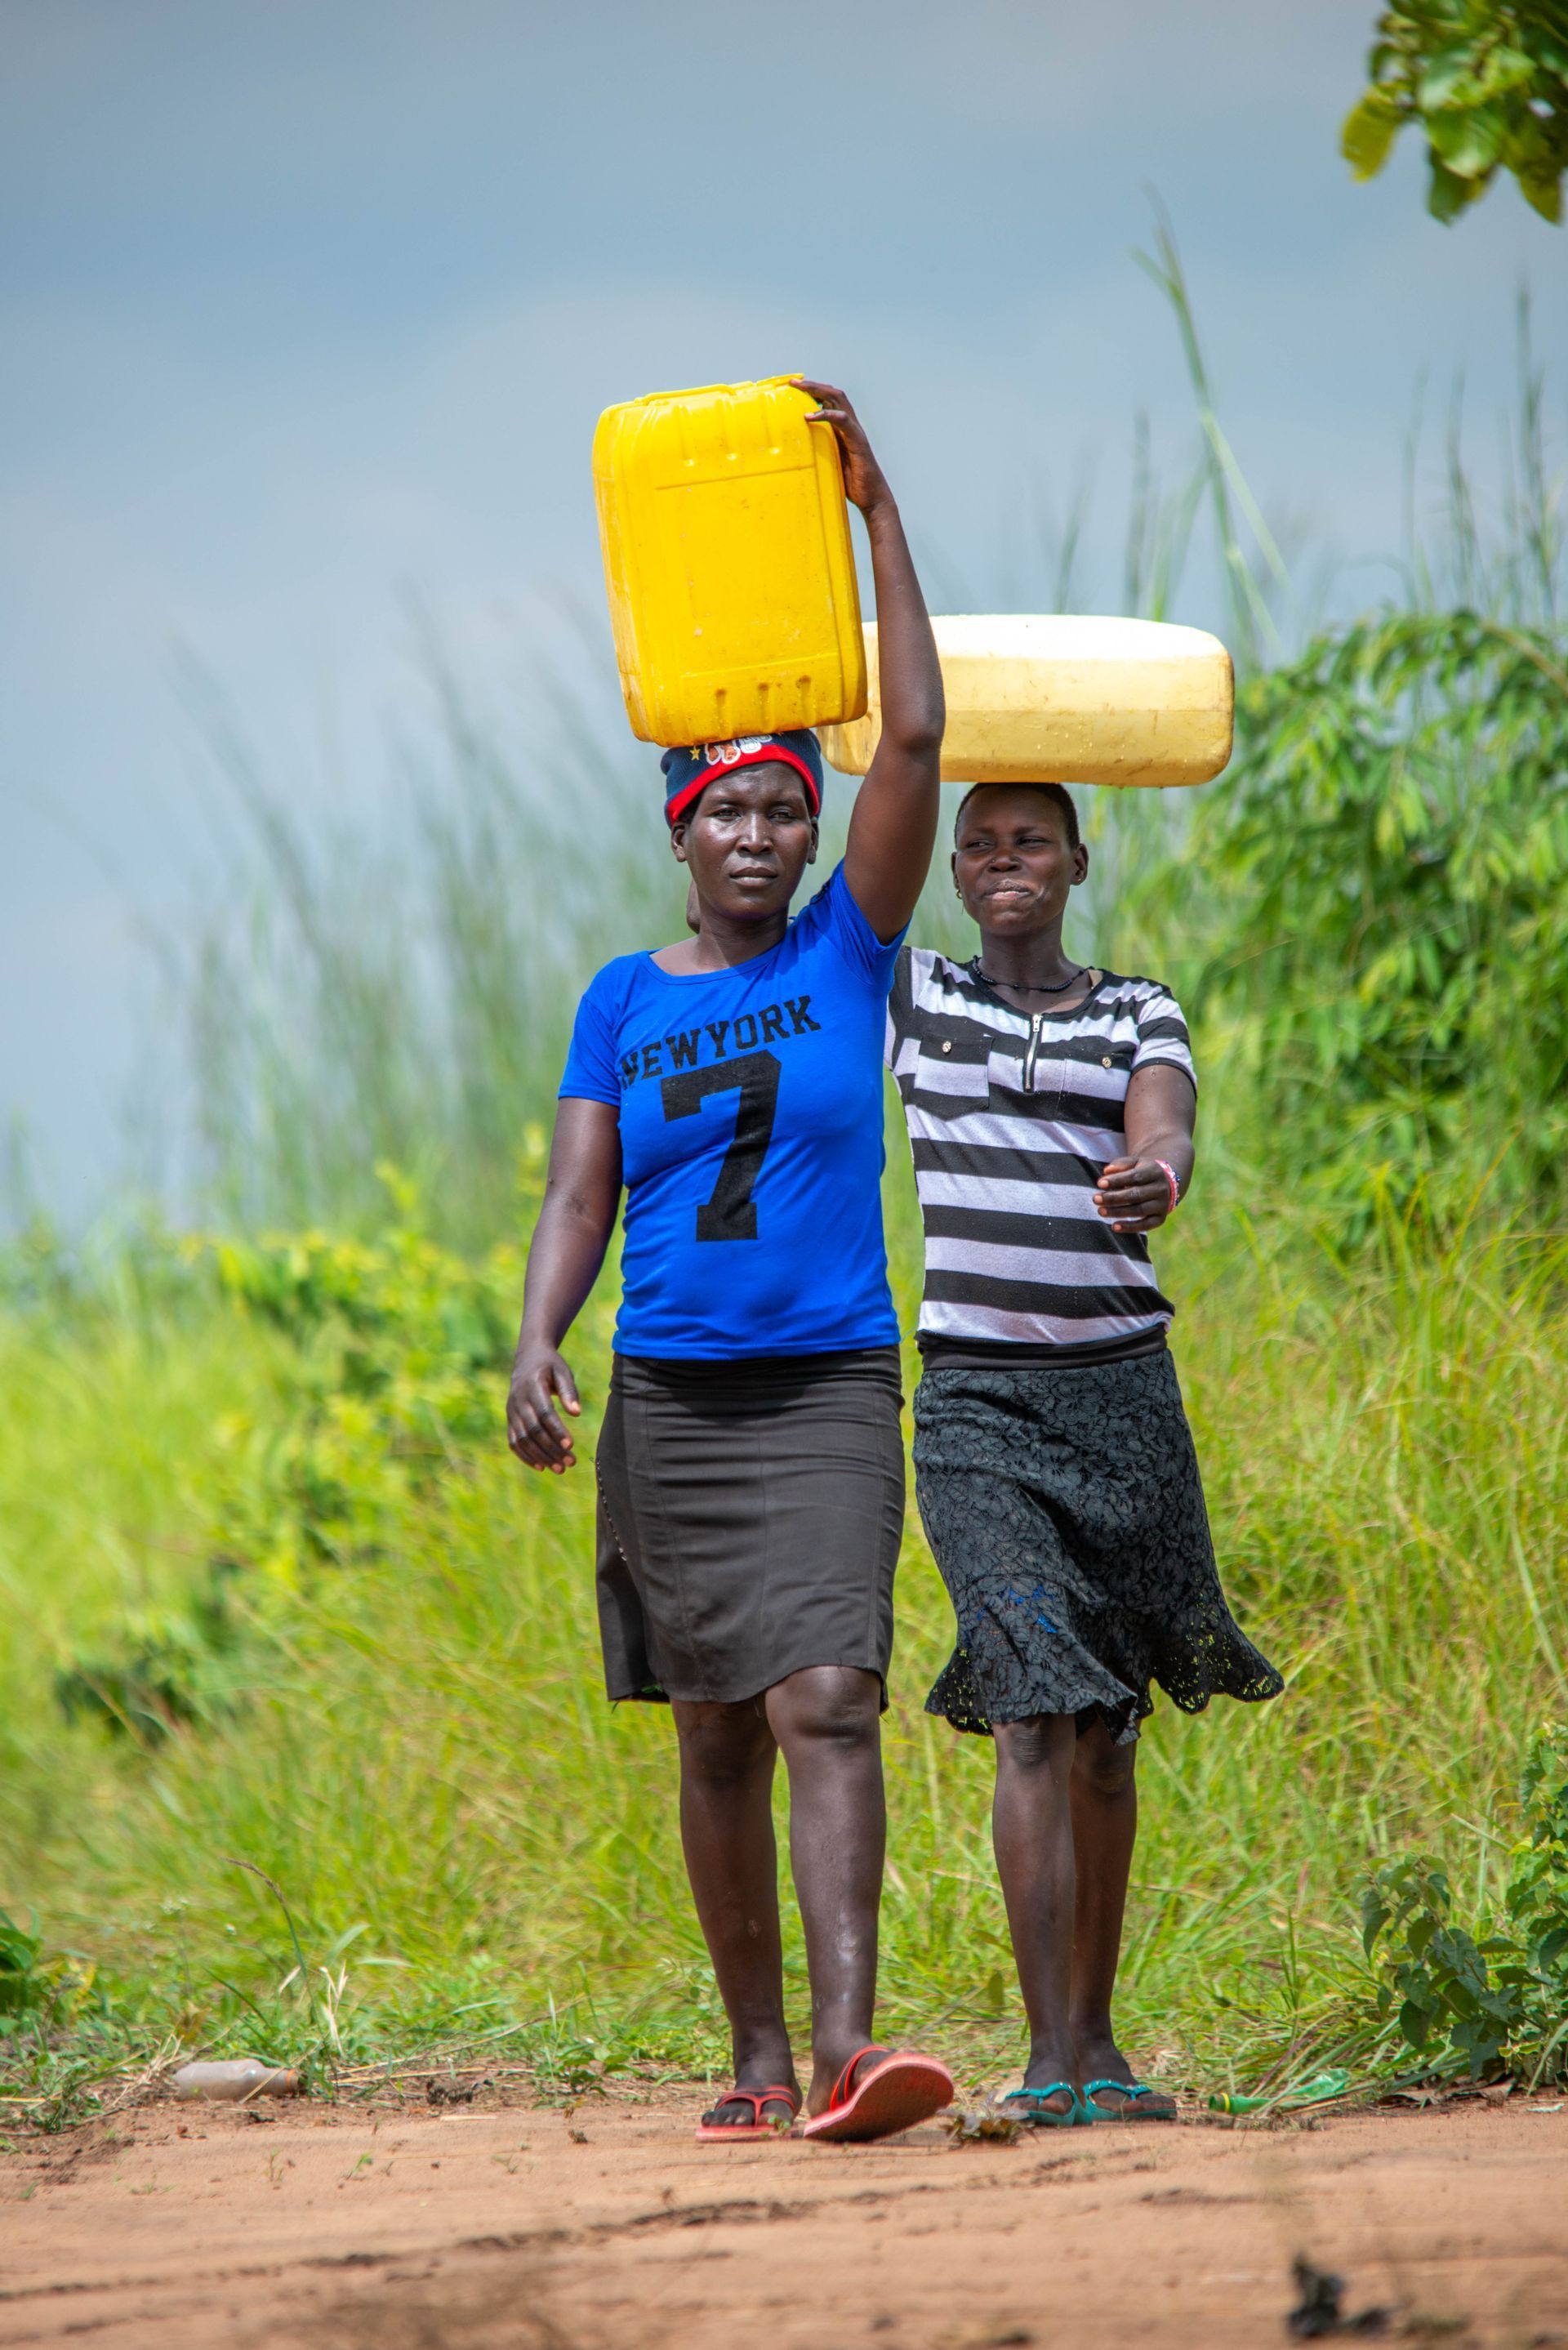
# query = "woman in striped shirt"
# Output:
<box><xmin>886</xmin><ymin>780</ymin><xmax>1281</xmax><ymax>2126</ymax></box>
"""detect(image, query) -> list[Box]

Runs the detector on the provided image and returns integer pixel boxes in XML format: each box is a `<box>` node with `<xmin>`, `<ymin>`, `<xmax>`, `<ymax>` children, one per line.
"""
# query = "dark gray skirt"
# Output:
<box><xmin>595</xmin><ymin>1349</ymin><xmax>905</xmax><ymax>1708</ymax></box>
<box><xmin>912</xmin><ymin>1348</ymin><xmax>1283</xmax><ymax>1743</ymax></box>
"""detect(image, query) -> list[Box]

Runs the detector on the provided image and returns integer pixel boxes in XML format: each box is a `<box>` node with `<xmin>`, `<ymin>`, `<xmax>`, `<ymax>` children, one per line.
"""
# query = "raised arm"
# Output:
<box><xmin>796</xmin><ymin>378</ymin><xmax>944</xmax><ymax>943</ymax></box>
<box><xmin>506</xmin><ymin>1098</ymin><xmax>622</xmax><ymax>1474</ymax></box>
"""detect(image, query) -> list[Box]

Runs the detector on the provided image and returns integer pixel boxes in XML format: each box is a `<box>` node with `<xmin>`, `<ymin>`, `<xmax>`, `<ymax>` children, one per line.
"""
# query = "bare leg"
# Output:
<box><xmin>1068</xmin><ymin>1721</ymin><xmax>1170</xmax><ymax>2116</ymax></box>
<box><xmin>764</xmin><ymin>1666</ymin><xmax>887</xmax><ymax>2112</ymax></box>
<box><xmin>991</xmin><ymin>1713</ymin><xmax>1080</xmax><ymax>2116</ymax></box>
<box><xmin>672</xmin><ymin>1696</ymin><xmax>796</xmax><ymax>2126</ymax></box>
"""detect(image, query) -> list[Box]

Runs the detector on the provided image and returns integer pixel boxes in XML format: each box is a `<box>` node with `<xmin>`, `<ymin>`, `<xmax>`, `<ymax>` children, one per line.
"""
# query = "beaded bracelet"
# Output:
<box><xmin>1154</xmin><ymin>1159</ymin><xmax>1182</xmax><ymax>1215</ymax></box>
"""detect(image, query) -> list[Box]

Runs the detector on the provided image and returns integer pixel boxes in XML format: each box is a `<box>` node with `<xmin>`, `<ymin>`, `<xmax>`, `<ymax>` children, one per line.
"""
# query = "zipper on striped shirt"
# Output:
<box><xmin>1022</xmin><ymin>1011</ymin><xmax>1045</xmax><ymax>1092</ymax></box>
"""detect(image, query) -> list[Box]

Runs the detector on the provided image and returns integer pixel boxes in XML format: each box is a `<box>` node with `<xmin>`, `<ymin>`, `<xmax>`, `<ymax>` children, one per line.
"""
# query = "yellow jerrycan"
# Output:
<box><xmin>819</xmin><ymin>615</ymin><xmax>1232</xmax><ymax>787</ymax></box>
<box><xmin>593</xmin><ymin>376</ymin><xmax>868</xmax><ymax>748</ymax></box>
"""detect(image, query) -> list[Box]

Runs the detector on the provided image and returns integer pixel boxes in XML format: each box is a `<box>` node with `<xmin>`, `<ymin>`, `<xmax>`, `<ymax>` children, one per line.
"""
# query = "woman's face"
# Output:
<box><xmin>671</xmin><ymin>761</ymin><xmax>817</xmax><ymax>922</ymax></box>
<box><xmin>952</xmin><ymin>787</ymin><xmax>1089</xmax><ymax>939</ymax></box>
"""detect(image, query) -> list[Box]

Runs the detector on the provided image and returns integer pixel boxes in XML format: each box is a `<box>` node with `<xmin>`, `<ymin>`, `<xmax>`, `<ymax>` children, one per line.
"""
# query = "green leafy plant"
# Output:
<box><xmin>1362</xmin><ymin>1723</ymin><xmax>1568</xmax><ymax>2081</ymax></box>
<box><xmin>196</xmin><ymin>1174</ymin><xmax>527</xmax><ymax>1585</ymax></box>
<box><xmin>1194</xmin><ymin>612</ymin><xmax>1568</xmax><ymax>1219</ymax></box>
<box><xmin>37</xmin><ymin>1182</ymin><xmax>541</xmax><ymax>1752</ymax></box>
<box><xmin>1343</xmin><ymin>2</ymin><xmax>1568</xmax><ymax>223</ymax></box>
<box><xmin>0</xmin><ymin>1912</ymin><xmax>51</xmax><ymax>2019</ymax></box>
<box><xmin>0</xmin><ymin>1911</ymin><xmax>95</xmax><ymax>2028</ymax></box>
<box><xmin>54</xmin><ymin>1558</ymin><xmax>247</xmax><ymax>1745</ymax></box>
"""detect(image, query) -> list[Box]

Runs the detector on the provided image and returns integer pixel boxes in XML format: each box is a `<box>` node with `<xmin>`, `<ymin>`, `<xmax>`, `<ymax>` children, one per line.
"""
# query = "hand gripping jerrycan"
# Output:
<box><xmin>820</xmin><ymin>614</ymin><xmax>1233</xmax><ymax>788</ymax></box>
<box><xmin>593</xmin><ymin>376</ymin><xmax>869</xmax><ymax>748</ymax></box>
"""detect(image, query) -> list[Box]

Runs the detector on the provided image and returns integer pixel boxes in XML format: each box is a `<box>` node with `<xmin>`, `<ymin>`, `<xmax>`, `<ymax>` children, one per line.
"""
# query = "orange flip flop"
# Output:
<box><xmin>694</xmin><ymin>2085</ymin><xmax>800</xmax><ymax>2143</ymax></box>
<box><xmin>799</xmin><ymin>2046</ymin><xmax>955</xmax><ymax>2144</ymax></box>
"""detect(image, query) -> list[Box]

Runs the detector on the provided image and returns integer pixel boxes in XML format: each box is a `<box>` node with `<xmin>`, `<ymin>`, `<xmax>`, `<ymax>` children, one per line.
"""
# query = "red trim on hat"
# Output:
<box><xmin>666</xmin><ymin>742</ymin><xmax>820</xmax><ymax>827</ymax></box>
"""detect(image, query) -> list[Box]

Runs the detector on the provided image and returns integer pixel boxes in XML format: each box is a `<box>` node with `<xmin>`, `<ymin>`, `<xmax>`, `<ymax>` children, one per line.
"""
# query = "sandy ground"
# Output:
<box><xmin>2</xmin><ymin>2083</ymin><xmax>1565</xmax><ymax>2349</ymax></box>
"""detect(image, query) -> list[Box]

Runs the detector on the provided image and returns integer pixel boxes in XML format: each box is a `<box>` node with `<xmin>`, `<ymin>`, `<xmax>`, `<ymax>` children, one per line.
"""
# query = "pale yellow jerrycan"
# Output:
<box><xmin>820</xmin><ymin>615</ymin><xmax>1233</xmax><ymax>787</ymax></box>
<box><xmin>593</xmin><ymin>376</ymin><xmax>869</xmax><ymax>748</ymax></box>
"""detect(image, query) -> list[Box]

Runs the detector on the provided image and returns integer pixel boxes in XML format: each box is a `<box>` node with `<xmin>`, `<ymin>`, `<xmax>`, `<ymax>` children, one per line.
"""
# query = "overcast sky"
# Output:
<box><xmin>3</xmin><ymin>0</ymin><xmax>1566</xmax><ymax>1216</ymax></box>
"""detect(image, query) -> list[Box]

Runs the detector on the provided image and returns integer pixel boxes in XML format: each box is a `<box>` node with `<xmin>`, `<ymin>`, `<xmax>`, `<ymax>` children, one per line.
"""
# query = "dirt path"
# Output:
<box><xmin>2</xmin><ymin>2085</ymin><xmax>1564</xmax><ymax>2348</ymax></box>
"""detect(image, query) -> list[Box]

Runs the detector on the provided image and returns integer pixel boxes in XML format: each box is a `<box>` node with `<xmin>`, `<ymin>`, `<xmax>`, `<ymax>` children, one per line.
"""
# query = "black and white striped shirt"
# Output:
<box><xmin>885</xmin><ymin>948</ymin><xmax>1197</xmax><ymax>1358</ymax></box>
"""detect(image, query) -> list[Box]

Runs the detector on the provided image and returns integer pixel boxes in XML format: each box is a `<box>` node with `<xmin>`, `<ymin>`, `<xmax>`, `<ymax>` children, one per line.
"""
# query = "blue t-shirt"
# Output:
<box><xmin>559</xmin><ymin>863</ymin><xmax>904</xmax><ymax>1360</ymax></box>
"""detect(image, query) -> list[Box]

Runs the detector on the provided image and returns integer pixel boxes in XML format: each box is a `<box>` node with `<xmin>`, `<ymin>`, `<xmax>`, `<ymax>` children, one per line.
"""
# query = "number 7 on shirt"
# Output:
<box><xmin>662</xmin><ymin>1051</ymin><xmax>781</xmax><ymax>1242</ymax></box>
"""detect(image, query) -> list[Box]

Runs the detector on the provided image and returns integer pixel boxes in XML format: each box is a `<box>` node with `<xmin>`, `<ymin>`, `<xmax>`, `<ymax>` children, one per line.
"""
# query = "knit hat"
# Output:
<box><xmin>659</xmin><ymin>730</ymin><xmax>823</xmax><ymax>827</ymax></box>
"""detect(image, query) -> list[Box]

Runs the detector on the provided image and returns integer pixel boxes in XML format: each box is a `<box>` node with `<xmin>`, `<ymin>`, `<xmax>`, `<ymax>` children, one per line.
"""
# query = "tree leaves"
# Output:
<box><xmin>1193</xmin><ymin>611</ymin><xmax>1568</xmax><ymax>1221</ymax></box>
<box><xmin>1426</xmin><ymin>96</ymin><xmax>1507</xmax><ymax>172</ymax></box>
<box><xmin>1343</xmin><ymin>89</ymin><xmax>1405</xmax><ymax>176</ymax></box>
<box><xmin>1343</xmin><ymin>4</ymin><xmax>1568</xmax><ymax>223</ymax></box>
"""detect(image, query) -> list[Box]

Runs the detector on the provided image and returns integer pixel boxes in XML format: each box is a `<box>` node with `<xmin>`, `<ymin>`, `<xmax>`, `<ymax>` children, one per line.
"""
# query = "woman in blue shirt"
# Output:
<box><xmin>507</xmin><ymin>382</ymin><xmax>952</xmax><ymax>2145</ymax></box>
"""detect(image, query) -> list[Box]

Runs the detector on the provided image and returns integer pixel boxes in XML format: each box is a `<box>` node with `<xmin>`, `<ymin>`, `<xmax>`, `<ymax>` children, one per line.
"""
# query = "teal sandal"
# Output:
<box><xmin>997</xmin><ymin>2080</ymin><xmax>1085</xmax><ymax>2129</ymax></box>
<box><xmin>1080</xmin><ymin>2076</ymin><xmax>1177</xmax><ymax>2122</ymax></box>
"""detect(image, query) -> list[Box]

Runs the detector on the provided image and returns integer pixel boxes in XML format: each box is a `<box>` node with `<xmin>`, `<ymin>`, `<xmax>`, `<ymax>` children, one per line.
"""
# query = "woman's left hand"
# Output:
<box><xmin>793</xmin><ymin>378</ymin><xmax>892</xmax><ymax>514</ymax></box>
<box><xmin>1093</xmin><ymin>1157</ymin><xmax>1176</xmax><ymax>1233</ymax></box>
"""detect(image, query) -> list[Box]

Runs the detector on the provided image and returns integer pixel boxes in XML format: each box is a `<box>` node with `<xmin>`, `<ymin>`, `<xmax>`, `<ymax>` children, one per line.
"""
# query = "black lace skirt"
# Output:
<box><xmin>912</xmin><ymin>1349</ymin><xmax>1282</xmax><ymax>1744</ymax></box>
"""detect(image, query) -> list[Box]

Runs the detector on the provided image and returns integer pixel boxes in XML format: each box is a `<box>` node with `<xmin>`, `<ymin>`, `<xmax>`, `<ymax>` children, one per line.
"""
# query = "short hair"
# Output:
<box><xmin>954</xmin><ymin>780</ymin><xmax>1080</xmax><ymax>850</ymax></box>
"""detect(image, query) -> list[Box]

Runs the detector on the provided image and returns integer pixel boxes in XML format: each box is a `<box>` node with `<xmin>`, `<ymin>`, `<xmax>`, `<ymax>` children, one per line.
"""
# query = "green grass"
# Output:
<box><xmin>2</xmin><ymin>1158</ymin><xmax>1563</xmax><ymax>2121</ymax></box>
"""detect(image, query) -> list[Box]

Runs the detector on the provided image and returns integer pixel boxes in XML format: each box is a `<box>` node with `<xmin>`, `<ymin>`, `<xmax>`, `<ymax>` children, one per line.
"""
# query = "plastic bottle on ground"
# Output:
<box><xmin>171</xmin><ymin>2059</ymin><xmax>302</xmax><ymax>2102</ymax></box>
